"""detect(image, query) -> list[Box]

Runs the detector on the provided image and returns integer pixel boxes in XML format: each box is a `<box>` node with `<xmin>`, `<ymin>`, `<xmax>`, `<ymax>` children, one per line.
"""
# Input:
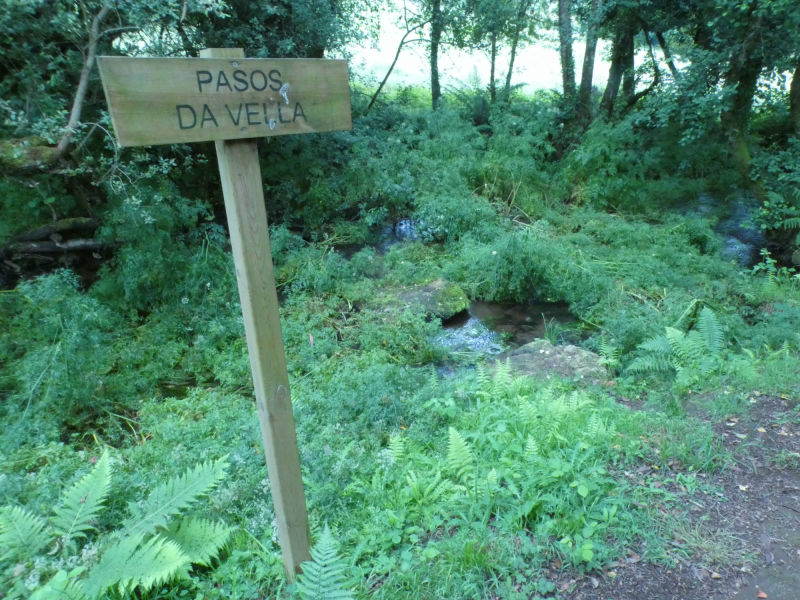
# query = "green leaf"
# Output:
<box><xmin>51</xmin><ymin>452</ymin><xmax>111</xmax><ymax>547</ymax></box>
<box><xmin>576</xmin><ymin>483</ymin><xmax>589</xmax><ymax>498</ymax></box>
<box><xmin>162</xmin><ymin>516</ymin><xmax>232</xmax><ymax>566</ymax></box>
<box><xmin>0</xmin><ymin>505</ymin><xmax>52</xmax><ymax>562</ymax></box>
<box><xmin>30</xmin><ymin>568</ymin><xmax>88</xmax><ymax>600</ymax></box>
<box><xmin>83</xmin><ymin>533</ymin><xmax>190</xmax><ymax>598</ymax></box>
<box><xmin>121</xmin><ymin>457</ymin><xmax>227</xmax><ymax>538</ymax></box>
<box><xmin>295</xmin><ymin>525</ymin><xmax>353</xmax><ymax>600</ymax></box>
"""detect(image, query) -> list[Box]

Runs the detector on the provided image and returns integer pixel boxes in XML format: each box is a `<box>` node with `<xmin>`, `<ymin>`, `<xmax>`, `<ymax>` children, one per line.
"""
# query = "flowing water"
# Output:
<box><xmin>436</xmin><ymin>300</ymin><xmax>576</xmax><ymax>355</ymax></box>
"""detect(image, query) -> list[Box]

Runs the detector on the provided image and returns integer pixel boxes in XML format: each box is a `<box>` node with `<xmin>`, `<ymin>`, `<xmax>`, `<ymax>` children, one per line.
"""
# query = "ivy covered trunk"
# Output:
<box><xmin>430</xmin><ymin>0</ymin><xmax>443</xmax><ymax>109</ymax></box>
<box><xmin>600</xmin><ymin>20</ymin><xmax>635</xmax><ymax>117</ymax></box>
<box><xmin>576</xmin><ymin>0</ymin><xmax>600</xmax><ymax>125</ymax></box>
<box><xmin>791</xmin><ymin>55</ymin><xmax>800</xmax><ymax>137</ymax></box>
<box><xmin>558</xmin><ymin>0</ymin><xmax>576</xmax><ymax>102</ymax></box>
<box><xmin>720</xmin><ymin>26</ymin><xmax>764</xmax><ymax>192</ymax></box>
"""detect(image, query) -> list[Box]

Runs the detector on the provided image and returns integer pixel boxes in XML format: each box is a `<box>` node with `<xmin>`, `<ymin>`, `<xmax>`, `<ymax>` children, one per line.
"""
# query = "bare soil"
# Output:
<box><xmin>560</xmin><ymin>394</ymin><xmax>800</xmax><ymax>600</ymax></box>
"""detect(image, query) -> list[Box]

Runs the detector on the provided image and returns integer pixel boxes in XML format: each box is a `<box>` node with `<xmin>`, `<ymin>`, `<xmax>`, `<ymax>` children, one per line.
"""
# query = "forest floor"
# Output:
<box><xmin>558</xmin><ymin>393</ymin><xmax>800</xmax><ymax>600</ymax></box>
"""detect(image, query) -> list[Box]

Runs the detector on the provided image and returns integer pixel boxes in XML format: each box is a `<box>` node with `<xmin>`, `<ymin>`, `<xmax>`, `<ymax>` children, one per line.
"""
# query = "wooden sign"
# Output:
<box><xmin>97</xmin><ymin>56</ymin><xmax>351</xmax><ymax>146</ymax></box>
<box><xmin>98</xmin><ymin>48</ymin><xmax>351</xmax><ymax>581</ymax></box>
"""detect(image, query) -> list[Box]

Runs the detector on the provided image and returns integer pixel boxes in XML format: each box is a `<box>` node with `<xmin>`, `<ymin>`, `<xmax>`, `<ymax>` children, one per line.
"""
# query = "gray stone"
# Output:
<box><xmin>400</xmin><ymin>279</ymin><xmax>469</xmax><ymax>321</ymax></box>
<box><xmin>496</xmin><ymin>339</ymin><xmax>608</xmax><ymax>383</ymax></box>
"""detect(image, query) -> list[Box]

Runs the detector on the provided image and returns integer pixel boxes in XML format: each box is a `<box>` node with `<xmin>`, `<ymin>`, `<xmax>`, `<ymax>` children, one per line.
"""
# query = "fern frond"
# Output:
<box><xmin>475</xmin><ymin>363</ymin><xmax>491</xmax><ymax>390</ymax></box>
<box><xmin>524</xmin><ymin>436</ymin><xmax>540</xmax><ymax>459</ymax></box>
<box><xmin>446</xmin><ymin>427</ymin><xmax>474</xmax><ymax>482</ymax></box>
<box><xmin>0</xmin><ymin>505</ymin><xmax>53</xmax><ymax>562</ymax></box>
<box><xmin>83</xmin><ymin>533</ymin><xmax>190</xmax><ymax>598</ymax></box>
<box><xmin>405</xmin><ymin>470</ymin><xmax>451</xmax><ymax>508</ymax></box>
<box><xmin>598</xmin><ymin>339</ymin><xmax>621</xmax><ymax>369</ymax></box>
<box><xmin>638</xmin><ymin>334</ymin><xmax>671</xmax><ymax>355</ymax></box>
<box><xmin>493</xmin><ymin>360</ymin><xmax>514</xmax><ymax>396</ymax></box>
<box><xmin>586</xmin><ymin>413</ymin><xmax>605</xmax><ymax>438</ymax></box>
<box><xmin>51</xmin><ymin>451</ymin><xmax>111</xmax><ymax>547</ymax></box>
<box><xmin>388</xmin><ymin>435</ymin><xmax>405</xmax><ymax>463</ymax></box>
<box><xmin>627</xmin><ymin>354</ymin><xmax>673</xmax><ymax>373</ymax></box>
<box><xmin>519</xmin><ymin>399</ymin><xmax>538</xmax><ymax>423</ymax></box>
<box><xmin>295</xmin><ymin>525</ymin><xmax>353</xmax><ymax>600</ymax></box>
<box><xmin>664</xmin><ymin>327</ymin><xmax>691</xmax><ymax>362</ymax></box>
<box><xmin>162</xmin><ymin>517</ymin><xmax>232</xmax><ymax>567</ymax></box>
<box><xmin>122</xmin><ymin>457</ymin><xmax>227</xmax><ymax>538</ymax></box>
<box><xmin>777</xmin><ymin>216</ymin><xmax>800</xmax><ymax>230</ymax></box>
<box><xmin>695</xmin><ymin>307</ymin><xmax>724</xmax><ymax>354</ymax></box>
<box><xmin>30</xmin><ymin>568</ymin><xmax>89</xmax><ymax>600</ymax></box>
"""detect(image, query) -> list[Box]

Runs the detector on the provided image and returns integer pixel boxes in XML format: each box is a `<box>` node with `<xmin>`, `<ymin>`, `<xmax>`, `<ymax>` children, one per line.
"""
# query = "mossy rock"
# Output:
<box><xmin>496</xmin><ymin>339</ymin><xmax>608</xmax><ymax>384</ymax></box>
<box><xmin>400</xmin><ymin>279</ymin><xmax>469</xmax><ymax>321</ymax></box>
<box><xmin>0</xmin><ymin>137</ymin><xmax>58</xmax><ymax>171</ymax></box>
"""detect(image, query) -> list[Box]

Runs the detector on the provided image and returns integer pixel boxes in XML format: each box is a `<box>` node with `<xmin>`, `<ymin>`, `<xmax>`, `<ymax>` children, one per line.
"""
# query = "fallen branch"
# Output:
<box><xmin>6</xmin><ymin>239</ymin><xmax>111</xmax><ymax>254</ymax></box>
<box><xmin>11</xmin><ymin>218</ymin><xmax>100</xmax><ymax>242</ymax></box>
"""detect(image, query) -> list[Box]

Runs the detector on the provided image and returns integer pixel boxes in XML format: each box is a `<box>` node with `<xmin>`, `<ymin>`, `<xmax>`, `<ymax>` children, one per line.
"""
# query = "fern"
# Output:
<box><xmin>405</xmin><ymin>470</ymin><xmax>452</xmax><ymax>509</ymax></box>
<box><xmin>524</xmin><ymin>436</ymin><xmax>540</xmax><ymax>459</ymax></box>
<box><xmin>163</xmin><ymin>517</ymin><xmax>233</xmax><ymax>566</ymax></box>
<box><xmin>776</xmin><ymin>216</ymin><xmax>800</xmax><ymax>229</ymax></box>
<box><xmin>446</xmin><ymin>427</ymin><xmax>474</xmax><ymax>483</ymax></box>
<box><xmin>122</xmin><ymin>457</ymin><xmax>227</xmax><ymax>538</ymax></box>
<box><xmin>598</xmin><ymin>339</ymin><xmax>621</xmax><ymax>372</ymax></box>
<box><xmin>51</xmin><ymin>452</ymin><xmax>111</xmax><ymax>550</ymax></box>
<box><xmin>695</xmin><ymin>307</ymin><xmax>724</xmax><ymax>354</ymax></box>
<box><xmin>0</xmin><ymin>505</ymin><xmax>52</xmax><ymax>562</ymax></box>
<box><xmin>492</xmin><ymin>360</ymin><xmax>514</xmax><ymax>396</ymax></box>
<box><xmin>586</xmin><ymin>413</ymin><xmax>605</xmax><ymax>439</ymax></box>
<box><xmin>295</xmin><ymin>525</ymin><xmax>353</xmax><ymax>600</ymax></box>
<box><xmin>30</xmin><ymin>568</ymin><xmax>89</xmax><ymax>600</ymax></box>
<box><xmin>2</xmin><ymin>454</ymin><xmax>231</xmax><ymax>600</ymax></box>
<box><xmin>626</xmin><ymin>307</ymin><xmax>727</xmax><ymax>394</ymax></box>
<box><xmin>388</xmin><ymin>434</ymin><xmax>405</xmax><ymax>463</ymax></box>
<box><xmin>83</xmin><ymin>533</ymin><xmax>190</xmax><ymax>598</ymax></box>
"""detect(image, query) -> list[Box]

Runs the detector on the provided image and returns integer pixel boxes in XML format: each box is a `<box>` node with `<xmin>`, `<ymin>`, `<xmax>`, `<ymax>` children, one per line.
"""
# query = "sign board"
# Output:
<box><xmin>98</xmin><ymin>56</ymin><xmax>351</xmax><ymax>146</ymax></box>
<box><xmin>97</xmin><ymin>48</ymin><xmax>351</xmax><ymax>581</ymax></box>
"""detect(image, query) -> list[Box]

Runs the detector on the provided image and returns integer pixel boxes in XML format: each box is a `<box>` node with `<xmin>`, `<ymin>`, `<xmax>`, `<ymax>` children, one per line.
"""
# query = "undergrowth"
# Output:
<box><xmin>3</xmin><ymin>89</ymin><xmax>800</xmax><ymax>598</ymax></box>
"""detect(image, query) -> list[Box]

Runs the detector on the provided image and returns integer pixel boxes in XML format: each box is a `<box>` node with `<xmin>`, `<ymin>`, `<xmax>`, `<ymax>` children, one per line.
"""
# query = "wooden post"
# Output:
<box><xmin>97</xmin><ymin>47</ymin><xmax>351</xmax><ymax>581</ymax></box>
<box><xmin>200</xmin><ymin>47</ymin><xmax>311</xmax><ymax>580</ymax></box>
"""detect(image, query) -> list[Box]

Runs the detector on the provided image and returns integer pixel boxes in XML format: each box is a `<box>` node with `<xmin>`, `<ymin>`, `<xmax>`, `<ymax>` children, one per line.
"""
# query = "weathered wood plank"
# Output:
<box><xmin>202</xmin><ymin>47</ymin><xmax>311</xmax><ymax>581</ymax></box>
<box><xmin>98</xmin><ymin>54</ymin><xmax>351</xmax><ymax>146</ymax></box>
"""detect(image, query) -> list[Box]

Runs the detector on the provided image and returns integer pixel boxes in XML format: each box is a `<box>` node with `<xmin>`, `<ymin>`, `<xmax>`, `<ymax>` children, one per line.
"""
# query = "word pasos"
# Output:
<box><xmin>195</xmin><ymin>68</ymin><xmax>283</xmax><ymax>93</ymax></box>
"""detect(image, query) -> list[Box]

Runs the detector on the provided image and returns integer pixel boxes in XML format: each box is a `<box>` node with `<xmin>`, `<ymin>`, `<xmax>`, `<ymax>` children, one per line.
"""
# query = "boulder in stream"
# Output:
<box><xmin>496</xmin><ymin>339</ymin><xmax>607</xmax><ymax>384</ymax></box>
<box><xmin>400</xmin><ymin>279</ymin><xmax>470</xmax><ymax>321</ymax></box>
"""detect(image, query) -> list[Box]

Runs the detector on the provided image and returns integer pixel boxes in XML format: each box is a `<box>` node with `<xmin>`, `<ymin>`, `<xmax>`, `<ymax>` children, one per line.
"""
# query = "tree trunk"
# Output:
<box><xmin>791</xmin><ymin>54</ymin><xmax>800</xmax><ymax>137</ymax></box>
<box><xmin>430</xmin><ymin>0</ymin><xmax>443</xmax><ymax>109</ymax></box>
<box><xmin>721</xmin><ymin>24</ymin><xmax>764</xmax><ymax>188</ymax></box>
<box><xmin>656</xmin><ymin>32</ymin><xmax>680</xmax><ymax>80</ymax></box>
<box><xmin>489</xmin><ymin>30</ymin><xmax>498</xmax><ymax>103</ymax></box>
<box><xmin>504</xmin><ymin>0</ymin><xmax>531</xmax><ymax>102</ymax></box>
<box><xmin>620</xmin><ymin>29</ymin><xmax>635</xmax><ymax>105</ymax></box>
<box><xmin>576</xmin><ymin>0</ymin><xmax>600</xmax><ymax>123</ymax></box>
<box><xmin>558</xmin><ymin>0</ymin><xmax>576</xmax><ymax>100</ymax></box>
<box><xmin>600</xmin><ymin>22</ymin><xmax>635</xmax><ymax>117</ymax></box>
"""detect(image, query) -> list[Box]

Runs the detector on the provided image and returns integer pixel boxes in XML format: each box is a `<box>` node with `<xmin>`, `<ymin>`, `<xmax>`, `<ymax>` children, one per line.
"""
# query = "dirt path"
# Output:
<box><xmin>562</xmin><ymin>395</ymin><xmax>800</xmax><ymax>600</ymax></box>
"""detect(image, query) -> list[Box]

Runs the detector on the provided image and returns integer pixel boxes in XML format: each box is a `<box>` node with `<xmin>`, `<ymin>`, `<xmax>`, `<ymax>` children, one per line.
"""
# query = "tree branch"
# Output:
<box><xmin>367</xmin><ymin>21</ymin><xmax>430</xmax><ymax>113</ymax></box>
<box><xmin>54</xmin><ymin>3</ymin><xmax>111</xmax><ymax>160</ymax></box>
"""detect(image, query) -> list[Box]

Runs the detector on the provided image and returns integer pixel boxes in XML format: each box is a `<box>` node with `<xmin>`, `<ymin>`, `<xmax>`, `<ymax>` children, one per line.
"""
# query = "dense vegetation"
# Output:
<box><xmin>1</xmin><ymin>0</ymin><xmax>799</xmax><ymax>598</ymax></box>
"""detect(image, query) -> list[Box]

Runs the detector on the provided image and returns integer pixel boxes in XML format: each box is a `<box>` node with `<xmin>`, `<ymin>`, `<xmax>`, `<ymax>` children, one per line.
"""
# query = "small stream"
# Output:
<box><xmin>436</xmin><ymin>300</ymin><xmax>576</xmax><ymax>355</ymax></box>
